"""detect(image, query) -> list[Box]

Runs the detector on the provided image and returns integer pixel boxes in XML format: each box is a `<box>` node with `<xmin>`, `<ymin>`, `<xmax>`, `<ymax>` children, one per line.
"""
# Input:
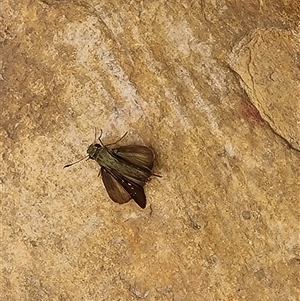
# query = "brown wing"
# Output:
<box><xmin>101</xmin><ymin>167</ymin><xmax>147</xmax><ymax>209</ymax></box>
<box><xmin>113</xmin><ymin>145</ymin><xmax>154</xmax><ymax>170</ymax></box>
<box><xmin>101</xmin><ymin>168</ymin><xmax>131</xmax><ymax>204</ymax></box>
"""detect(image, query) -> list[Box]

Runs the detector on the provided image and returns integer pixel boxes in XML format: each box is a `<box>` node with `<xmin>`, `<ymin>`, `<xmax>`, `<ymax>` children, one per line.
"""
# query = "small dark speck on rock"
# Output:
<box><xmin>242</xmin><ymin>210</ymin><xmax>251</xmax><ymax>220</ymax></box>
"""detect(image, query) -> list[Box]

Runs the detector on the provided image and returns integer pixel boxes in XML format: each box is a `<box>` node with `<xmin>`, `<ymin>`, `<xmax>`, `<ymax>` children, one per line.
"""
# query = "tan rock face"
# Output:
<box><xmin>1</xmin><ymin>1</ymin><xmax>299</xmax><ymax>300</ymax></box>
<box><xmin>230</xmin><ymin>28</ymin><xmax>300</xmax><ymax>150</ymax></box>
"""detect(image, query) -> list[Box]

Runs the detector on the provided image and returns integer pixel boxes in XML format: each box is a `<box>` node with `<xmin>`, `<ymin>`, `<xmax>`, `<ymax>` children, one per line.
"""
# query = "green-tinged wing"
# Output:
<box><xmin>113</xmin><ymin>145</ymin><xmax>154</xmax><ymax>170</ymax></box>
<box><xmin>101</xmin><ymin>167</ymin><xmax>147</xmax><ymax>209</ymax></box>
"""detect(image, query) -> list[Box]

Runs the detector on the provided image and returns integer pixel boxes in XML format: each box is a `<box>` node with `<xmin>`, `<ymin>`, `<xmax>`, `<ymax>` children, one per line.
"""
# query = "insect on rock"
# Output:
<box><xmin>64</xmin><ymin>130</ymin><xmax>161</xmax><ymax>209</ymax></box>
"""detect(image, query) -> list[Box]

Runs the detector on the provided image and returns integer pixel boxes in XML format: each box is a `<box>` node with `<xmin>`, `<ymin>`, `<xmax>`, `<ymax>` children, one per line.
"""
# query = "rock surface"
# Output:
<box><xmin>1</xmin><ymin>1</ymin><xmax>299</xmax><ymax>300</ymax></box>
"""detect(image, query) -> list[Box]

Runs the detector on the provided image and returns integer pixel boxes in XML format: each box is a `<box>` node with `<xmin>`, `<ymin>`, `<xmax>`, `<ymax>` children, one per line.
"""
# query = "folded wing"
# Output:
<box><xmin>113</xmin><ymin>145</ymin><xmax>154</xmax><ymax>170</ymax></box>
<box><xmin>101</xmin><ymin>167</ymin><xmax>147</xmax><ymax>209</ymax></box>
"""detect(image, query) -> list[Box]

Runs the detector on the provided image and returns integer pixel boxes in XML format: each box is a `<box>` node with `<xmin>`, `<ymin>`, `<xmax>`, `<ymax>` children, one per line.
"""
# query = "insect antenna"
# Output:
<box><xmin>105</xmin><ymin>131</ymin><xmax>128</xmax><ymax>146</ymax></box>
<box><xmin>95</xmin><ymin>128</ymin><xmax>106</xmax><ymax>147</ymax></box>
<box><xmin>63</xmin><ymin>155</ymin><xmax>89</xmax><ymax>168</ymax></box>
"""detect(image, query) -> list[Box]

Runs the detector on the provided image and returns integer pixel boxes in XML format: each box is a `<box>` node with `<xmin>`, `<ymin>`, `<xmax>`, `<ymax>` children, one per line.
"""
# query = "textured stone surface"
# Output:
<box><xmin>230</xmin><ymin>28</ymin><xmax>300</xmax><ymax>150</ymax></box>
<box><xmin>1</xmin><ymin>1</ymin><xmax>299</xmax><ymax>300</ymax></box>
